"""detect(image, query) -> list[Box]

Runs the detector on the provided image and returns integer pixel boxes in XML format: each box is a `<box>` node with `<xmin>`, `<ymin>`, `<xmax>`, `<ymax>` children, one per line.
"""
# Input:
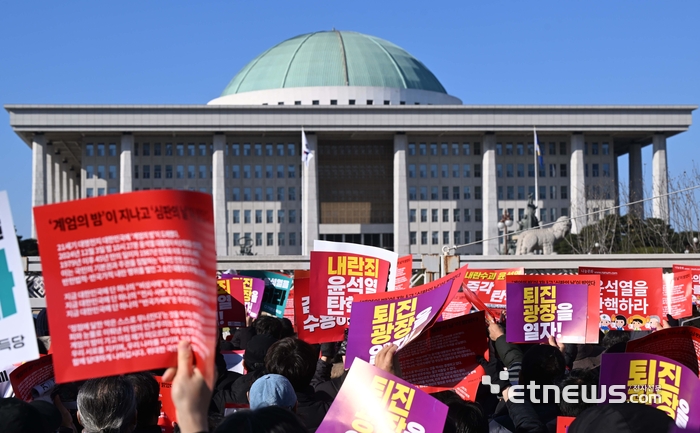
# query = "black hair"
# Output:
<box><xmin>520</xmin><ymin>345</ymin><xmax>566</xmax><ymax>387</ymax></box>
<box><xmin>430</xmin><ymin>392</ymin><xmax>488</xmax><ymax>433</ymax></box>
<box><xmin>265</xmin><ymin>337</ymin><xmax>317</xmax><ymax>392</ymax></box>
<box><xmin>253</xmin><ymin>316</ymin><xmax>283</xmax><ymax>339</ymax></box>
<box><xmin>602</xmin><ymin>330</ymin><xmax>630</xmax><ymax>349</ymax></box>
<box><xmin>125</xmin><ymin>373</ymin><xmax>161</xmax><ymax>427</ymax></box>
<box><xmin>213</xmin><ymin>406</ymin><xmax>307</xmax><ymax>433</ymax></box>
<box><xmin>557</xmin><ymin>369</ymin><xmax>600</xmax><ymax>416</ymax></box>
<box><xmin>279</xmin><ymin>317</ymin><xmax>295</xmax><ymax>338</ymax></box>
<box><xmin>77</xmin><ymin>376</ymin><xmax>136</xmax><ymax>433</ymax></box>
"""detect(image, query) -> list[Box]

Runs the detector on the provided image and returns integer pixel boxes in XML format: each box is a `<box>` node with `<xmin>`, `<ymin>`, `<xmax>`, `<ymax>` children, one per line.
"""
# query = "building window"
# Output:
<box><xmin>410</xmin><ymin>232</ymin><xmax>417</xmax><ymax>245</ymax></box>
<box><xmin>176</xmin><ymin>144</ymin><xmax>184</xmax><ymax>156</ymax></box>
<box><xmin>463</xmin><ymin>186</ymin><xmax>471</xmax><ymax>200</ymax></box>
<box><xmin>254</xmin><ymin>144</ymin><xmax>262</xmax><ymax>156</ymax></box>
<box><xmin>255</xmin><ymin>210</ymin><xmax>262</xmax><ymax>223</ymax></box>
<box><xmin>97</xmin><ymin>144</ymin><xmax>105</xmax><ymax>156</ymax></box>
<box><xmin>277</xmin><ymin>165</ymin><xmax>285</xmax><ymax>178</ymax></box>
<box><xmin>560</xmin><ymin>164</ymin><xmax>567</xmax><ymax>177</ymax></box>
<box><xmin>517</xmin><ymin>164</ymin><xmax>524</xmax><ymax>177</ymax></box>
<box><xmin>432</xmin><ymin>231</ymin><xmax>439</xmax><ymax>245</ymax></box>
<box><xmin>528</xmin><ymin>164</ymin><xmax>535</xmax><ymax>177</ymax></box>
<box><xmin>517</xmin><ymin>143</ymin><xmax>524</xmax><ymax>156</ymax></box>
<box><xmin>592</xmin><ymin>143</ymin><xmax>599</xmax><ymax>155</ymax></box>
<box><xmin>199</xmin><ymin>165</ymin><xmax>207</xmax><ymax>179</ymax></box>
<box><xmin>409</xmin><ymin>209</ymin><xmax>416</xmax><ymax>222</ymax></box>
<box><xmin>276</xmin><ymin>144</ymin><xmax>284</xmax><ymax>156</ymax></box>
<box><xmin>475</xmin><ymin>208</ymin><xmax>483</xmax><ymax>222</ymax></box>
<box><xmin>420</xmin><ymin>209</ymin><xmax>427</xmax><ymax>222</ymax></box>
<box><xmin>474</xmin><ymin>164</ymin><xmax>481</xmax><ymax>178</ymax></box>
<box><xmin>443</xmin><ymin>231</ymin><xmax>450</xmax><ymax>244</ymax></box>
<box><xmin>408</xmin><ymin>143</ymin><xmax>416</xmax><ymax>156</ymax></box>
<box><xmin>86</xmin><ymin>187</ymin><xmax>94</xmax><ymax>197</ymax></box>
<box><xmin>419</xmin><ymin>143</ymin><xmax>427</xmax><ymax>155</ymax></box>
<box><xmin>518</xmin><ymin>186</ymin><xmax>525</xmax><ymax>200</ymax></box>
<box><xmin>418</xmin><ymin>164</ymin><xmax>426</xmax><ymax>178</ymax></box>
<box><xmin>474</xmin><ymin>186</ymin><xmax>482</xmax><ymax>200</ymax></box>
<box><xmin>442</xmin><ymin>187</ymin><xmax>449</xmax><ymax>200</ymax></box>
<box><xmin>420</xmin><ymin>187</ymin><xmax>427</xmax><ymax>200</ymax></box>
<box><xmin>254</xmin><ymin>165</ymin><xmax>262</xmax><ymax>179</ymax></box>
<box><xmin>108</xmin><ymin>165</ymin><xmax>116</xmax><ymax>179</ymax></box>
<box><xmin>454</xmin><ymin>231</ymin><xmax>461</xmax><ymax>245</ymax></box>
<box><xmin>86</xmin><ymin>144</ymin><xmax>94</xmax><ymax>156</ymax></box>
<box><xmin>277</xmin><ymin>187</ymin><xmax>285</xmax><ymax>201</ymax></box>
<box><xmin>441</xmin><ymin>164</ymin><xmax>449</xmax><ymax>177</ymax></box>
<box><xmin>289</xmin><ymin>232</ymin><xmax>297</xmax><ymax>246</ymax></box>
<box><xmin>187</xmin><ymin>165</ymin><xmax>195</xmax><ymax>179</ymax></box>
<box><xmin>561</xmin><ymin>186</ymin><xmax>568</xmax><ymax>200</ymax></box>
<box><xmin>243</xmin><ymin>144</ymin><xmax>251</xmax><ymax>156</ymax></box>
<box><xmin>474</xmin><ymin>142</ymin><xmax>481</xmax><ymax>155</ymax></box>
<box><xmin>464</xmin><ymin>209</ymin><xmax>471</xmax><ymax>222</ymax></box>
<box><xmin>539</xmin><ymin>186</ymin><xmax>546</xmax><ymax>200</ymax></box>
<box><xmin>243</xmin><ymin>165</ymin><xmax>251</xmax><ymax>179</ymax></box>
<box><xmin>288</xmin><ymin>165</ymin><xmax>296</xmax><ymax>178</ymax></box>
<box><xmin>265</xmin><ymin>144</ymin><xmax>273</xmax><ymax>156</ymax></box>
<box><xmin>507</xmin><ymin>186</ymin><xmax>514</xmax><ymax>200</ymax></box>
<box><xmin>289</xmin><ymin>187</ymin><xmax>296</xmax><ymax>201</ymax></box>
<box><xmin>592</xmin><ymin>163</ymin><xmax>600</xmax><ymax>177</ymax></box>
<box><xmin>603</xmin><ymin>163</ymin><xmax>610</xmax><ymax>177</ymax></box>
<box><xmin>421</xmin><ymin>231</ymin><xmax>428</xmax><ymax>245</ymax></box>
<box><xmin>506</xmin><ymin>164</ymin><xmax>513</xmax><ymax>178</ymax></box>
<box><xmin>265</xmin><ymin>165</ymin><xmax>273</xmax><ymax>179</ymax></box>
<box><xmin>232</xmin><ymin>210</ymin><xmax>240</xmax><ymax>224</ymax></box>
<box><xmin>154</xmin><ymin>165</ymin><xmax>161</xmax><ymax>179</ymax></box>
<box><xmin>441</xmin><ymin>143</ymin><xmax>448</xmax><ymax>155</ymax></box>
<box><xmin>602</xmin><ymin>143</ymin><xmax>610</xmax><ymax>155</ymax></box>
<box><xmin>366</xmin><ymin>100</ymin><xmax>373</xmax><ymax>105</ymax></box>
<box><xmin>430</xmin><ymin>144</ymin><xmax>438</xmax><ymax>155</ymax></box>
<box><xmin>463</xmin><ymin>143</ymin><xmax>471</xmax><ymax>155</ymax></box>
<box><xmin>559</xmin><ymin>142</ymin><xmax>567</xmax><ymax>155</ymax></box>
<box><xmin>549</xmin><ymin>164</ymin><xmax>556</xmax><ymax>178</ymax></box>
<box><xmin>186</xmin><ymin>144</ymin><xmax>194</xmax><ymax>156</ymax></box>
<box><xmin>497</xmin><ymin>164</ymin><xmax>503</xmax><ymax>178</ymax></box>
<box><xmin>232</xmin><ymin>188</ymin><xmax>240</xmax><ymax>201</ymax></box>
<box><xmin>475</xmin><ymin>231</ymin><xmax>483</xmax><ymax>242</ymax></box>
<box><xmin>408</xmin><ymin>164</ymin><xmax>416</xmax><ymax>178</ymax></box>
<box><xmin>267</xmin><ymin>233</ymin><xmax>274</xmax><ymax>246</ymax></box>
<box><xmin>243</xmin><ymin>188</ymin><xmax>251</xmax><ymax>201</ymax></box>
<box><xmin>550</xmin><ymin>185</ymin><xmax>557</xmax><ymax>199</ymax></box>
<box><xmin>97</xmin><ymin>188</ymin><xmax>105</xmax><ymax>196</ymax></box>
<box><xmin>431</xmin><ymin>187</ymin><xmax>438</xmax><ymax>200</ymax></box>
<box><xmin>109</xmin><ymin>143</ymin><xmax>117</xmax><ymax>156</ymax></box>
<box><xmin>430</xmin><ymin>164</ymin><xmax>438</xmax><ymax>178</ymax></box>
<box><xmin>453</xmin><ymin>209</ymin><xmax>460</xmax><ymax>222</ymax></box>
<box><xmin>254</xmin><ymin>188</ymin><xmax>262</xmax><ymax>201</ymax></box>
<box><xmin>442</xmin><ymin>209</ymin><xmax>449</xmax><ymax>222</ymax></box>
<box><xmin>497</xmin><ymin>186</ymin><xmax>503</xmax><ymax>200</ymax></box>
<box><xmin>312</xmin><ymin>100</ymin><xmax>319</xmax><ymax>105</ymax></box>
<box><xmin>176</xmin><ymin>165</ymin><xmax>184</xmax><ymax>179</ymax></box>
<box><xmin>452</xmin><ymin>143</ymin><xmax>460</xmax><ymax>156</ymax></box>
<box><xmin>166</xmin><ymin>165</ymin><xmax>173</xmax><ymax>179</ymax></box>
<box><xmin>496</xmin><ymin>143</ymin><xmax>503</xmax><ymax>155</ymax></box>
<box><xmin>278</xmin><ymin>232</ymin><xmax>285</xmax><ymax>246</ymax></box>
<box><xmin>431</xmin><ymin>209</ymin><xmax>438</xmax><ymax>222</ymax></box>
<box><xmin>244</xmin><ymin>210</ymin><xmax>251</xmax><ymax>224</ymax></box>
<box><xmin>453</xmin><ymin>186</ymin><xmax>460</xmax><ymax>200</ymax></box>
<box><xmin>265</xmin><ymin>187</ymin><xmax>273</xmax><ymax>201</ymax></box>
<box><xmin>165</xmin><ymin>143</ymin><xmax>173</xmax><ymax>156</ymax></box>
<box><xmin>549</xmin><ymin>143</ymin><xmax>556</xmax><ymax>155</ymax></box>
<box><xmin>409</xmin><ymin>187</ymin><xmax>417</xmax><ymax>200</ymax></box>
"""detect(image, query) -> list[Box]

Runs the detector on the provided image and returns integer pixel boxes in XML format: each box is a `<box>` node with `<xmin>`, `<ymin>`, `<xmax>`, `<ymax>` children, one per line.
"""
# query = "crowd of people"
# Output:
<box><xmin>1</xmin><ymin>307</ymin><xmax>698</xmax><ymax>433</ymax></box>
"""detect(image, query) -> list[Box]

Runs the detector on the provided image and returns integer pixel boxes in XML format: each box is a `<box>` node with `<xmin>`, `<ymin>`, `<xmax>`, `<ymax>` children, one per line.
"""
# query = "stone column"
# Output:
<box><xmin>120</xmin><ymin>133</ymin><xmax>133</xmax><ymax>193</ymax></box>
<box><xmin>652</xmin><ymin>134</ymin><xmax>669</xmax><ymax>222</ymax></box>
<box><xmin>482</xmin><ymin>133</ymin><xmax>498</xmax><ymax>255</ymax></box>
<box><xmin>74</xmin><ymin>173</ymin><xmax>80</xmax><ymax>199</ymax></box>
<box><xmin>212</xmin><ymin>133</ymin><xmax>227</xmax><ymax>256</ymax></box>
<box><xmin>301</xmin><ymin>132</ymin><xmax>319</xmax><ymax>256</ymax></box>
<box><xmin>569</xmin><ymin>133</ymin><xmax>586</xmax><ymax>234</ymax></box>
<box><xmin>61</xmin><ymin>160</ymin><xmax>69</xmax><ymax>202</ymax></box>
<box><xmin>45</xmin><ymin>150</ymin><xmax>54</xmax><ymax>204</ymax></box>
<box><xmin>628</xmin><ymin>143</ymin><xmax>644</xmax><ymax>217</ymax></box>
<box><xmin>393</xmin><ymin>133</ymin><xmax>410</xmax><ymax>255</ymax></box>
<box><xmin>31</xmin><ymin>134</ymin><xmax>46</xmax><ymax>238</ymax></box>
<box><xmin>53</xmin><ymin>158</ymin><xmax>61</xmax><ymax>204</ymax></box>
<box><xmin>614</xmin><ymin>155</ymin><xmax>620</xmax><ymax>212</ymax></box>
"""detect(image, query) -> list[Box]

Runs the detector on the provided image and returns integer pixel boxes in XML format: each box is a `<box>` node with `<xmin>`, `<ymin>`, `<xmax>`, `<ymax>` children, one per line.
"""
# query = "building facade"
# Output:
<box><xmin>6</xmin><ymin>31</ymin><xmax>695</xmax><ymax>256</ymax></box>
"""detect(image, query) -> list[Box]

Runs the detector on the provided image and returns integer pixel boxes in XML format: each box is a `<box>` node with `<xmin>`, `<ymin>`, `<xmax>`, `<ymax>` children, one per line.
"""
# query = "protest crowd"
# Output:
<box><xmin>2</xmin><ymin>191</ymin><xmax>700</xmax><ymax>433</ymax></box>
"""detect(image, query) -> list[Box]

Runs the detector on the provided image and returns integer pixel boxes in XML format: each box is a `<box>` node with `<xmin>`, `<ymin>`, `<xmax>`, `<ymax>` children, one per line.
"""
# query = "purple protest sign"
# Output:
<box><xmin>317</xmin><ymin>358</ymin><xmax>448</xmax><ymax>433</ymax></box>
<box><xmin>220</xmin><ymin>274</ymin><xmax>264</xmax><ymax>319</ymax></box>
<box><xmin>599</xmin><ymin>353</ymin><xmax>700</xmax><ymax>429</ymax></box>
<box><xmin>505</xmin><ymin>275</ymin><xmax>600</xmax><ymax>344</ymax></box>
<box><xmin>345</xmin><ymin>266</ymin><xmax>467</xmax><ymax>368</ymax></box>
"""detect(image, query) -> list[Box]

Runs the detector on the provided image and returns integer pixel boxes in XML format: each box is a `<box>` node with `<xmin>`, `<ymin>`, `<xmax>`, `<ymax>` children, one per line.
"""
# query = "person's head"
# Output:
<box><xmin>77</xmin><ymin>376</ymin><xmax>137</xmax><ymax>433</ymax></box>
<box><xmin>213</xmin><ymin>406</ymin><xmax>307</xmax><ymax>433</ymax></box>
<box><xmin>125</xmin><ymin>372</ymin><xmax>161</xmax><ymax>428</ymax></box>
<box><xmin>248</xmin><ymin>374</ymin><xmax>297</xmax><ymax>411</ymax></box>
<box><xmin>0</xmin><ymin>397</ymin><xmax>51</xmax><ymax>433</ymax></box>
<box><xmin>429</xmin><ymin>393</ymin><xmax>488</xmax><ymax>433</ymax></box>
<box><xmin>520</xmin><ymin>345</ymin><xmax>566</xmax><ymax>387</ymax></box>
<box><xmin>265</xmin><ymin>337</ymin><xmax>317</xmax><ymax>392</ymax></box>
<box><xmin>244</xmin><ymin>334</ymin><xmax>279</xmax><ymax>372</ymax></box>
<box><xmin>253</xmin><ymin>316</ymin><xmax>283</xmax><ymax>339</ymax></box>
<box><xmin>557</xmin><ymin>369</ymin><xmax>599</xmax><ymax>416</ymax></box>
<box><xmin>602</xmin><ymin>330</ymin><xmax>630</xmax><ymax>350</ymax></box>
<box><xmin>614</xmin><ymin>315</ymin><xmax>627</xmax><ymax>329</ymax></box>
<box><xmin>279</xmin><ymin>318</ymin><xmax>295</xmax><ymax>338</ymax></box>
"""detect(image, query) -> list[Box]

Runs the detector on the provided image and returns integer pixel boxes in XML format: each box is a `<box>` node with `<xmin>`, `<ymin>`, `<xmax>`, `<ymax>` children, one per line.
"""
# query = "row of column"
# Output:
<box><xmin>31</xmin><ymin>135</ymin><xmax>80</xmax><ymax>238</ymax></box>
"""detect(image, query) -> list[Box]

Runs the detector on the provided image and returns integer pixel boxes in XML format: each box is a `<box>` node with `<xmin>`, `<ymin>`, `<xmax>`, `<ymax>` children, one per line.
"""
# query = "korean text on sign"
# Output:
<box><xmin>465</xmin><ymin>268</ymin><xmax>523</xmax><ymax>308</ymax></box>
<box><xmin>302</xmin><ymin>295</ymin><xmax>347</xmax><ymax>333</ymax></box>
<box><xmin>369</xmin><ymin>299</ymin><xmax>431</xmax><ymax>364</ymax></box>
<box><xmin>522</xmin><ymin>285</ymin><xmax>573</xmax><ymax>342</ymax></box>
<box><xmin>350</xmin><ymin>374</ymin><xmax>421</xmax><ymax>433</ymax></box>
<box><xmin>628</xmin><ymin>359</ymin><xmax>690</xmax><ymax>427</ymax></box>
<box><xmin>602</xmin><ymin>279</ymin><xmax>649</xmax><ymax>316</ymax></box>
<box><xmin>327</xmin><ymin>255</ymin><xmax>380</xmax><ymax>317</ymax></box>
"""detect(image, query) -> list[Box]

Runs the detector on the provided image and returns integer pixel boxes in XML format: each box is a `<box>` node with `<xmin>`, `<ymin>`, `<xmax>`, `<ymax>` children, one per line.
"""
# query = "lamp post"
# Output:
<box><xmin>497</xmin><ymin>211</ymin><xmax>514</xmax><ymax>255</ymax></box>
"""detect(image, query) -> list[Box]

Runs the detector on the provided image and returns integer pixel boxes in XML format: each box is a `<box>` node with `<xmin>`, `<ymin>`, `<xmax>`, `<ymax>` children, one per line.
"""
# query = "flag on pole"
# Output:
<box><xmin>534</xmin><ymin>127</ymin><xmax>544</xmax><ymax>168</ymax></box>
<box><xmin>301</xmin><ymin>127</ymin><xmax>313</xmax><ymax>167</ymax></box>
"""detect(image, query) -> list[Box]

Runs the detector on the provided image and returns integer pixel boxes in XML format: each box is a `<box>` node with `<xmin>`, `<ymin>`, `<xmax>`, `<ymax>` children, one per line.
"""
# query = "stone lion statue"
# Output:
<box><xmin>515</xmin><ymin>216</ymin><xmax>571</xmax><ymax>255</ymax></box>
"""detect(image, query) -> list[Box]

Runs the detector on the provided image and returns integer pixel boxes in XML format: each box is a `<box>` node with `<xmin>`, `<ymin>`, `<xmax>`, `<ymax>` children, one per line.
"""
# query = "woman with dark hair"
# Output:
<box><xmin>213</xmin><ymin>406</ymin><xmax>307</xmax><ymax>433</ymax></box>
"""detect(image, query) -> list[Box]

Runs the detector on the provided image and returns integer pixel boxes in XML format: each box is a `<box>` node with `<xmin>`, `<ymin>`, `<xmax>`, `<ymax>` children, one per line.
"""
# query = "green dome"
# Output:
<box><xmin>222</xmin><ymin>31</ymin><xmax>448</xmax><ymax>96</ymax></box>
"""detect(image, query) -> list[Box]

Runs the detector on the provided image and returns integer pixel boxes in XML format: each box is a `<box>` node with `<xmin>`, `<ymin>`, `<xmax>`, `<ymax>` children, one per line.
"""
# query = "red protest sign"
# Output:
<box><xmin>34</xmin><ymin>191</ymin><xmax>218</xmax><ymax>386</ymax></box>
<box><xmin>463</xmin><ymin>268</ymin><xmax>524</xmax><ymax>314</ymax></box>
<box><xmin>394</xmin><ymin>255</ymin><xmax>413</xmax><ymax>291</ymax></box>
<box><xmin>295</xmin><ymin>270</ymin><xmax>345</xmax><ymax>344</ymax></box>
<box><xmin>626</xmin><ymin>326</ymin><xmax>700</xmax><ymax>377</ymax></box>
<box><xmin>398</xmin><ymin>311</ymin><xmax>488</xmax><ymax>400</ymax></box>
<box><xmin>155</xmin><ymin>376</ymin><xmax>176</xmax><ymax>428</ymax></box>
<box><xmin>665</xmin><ymin>271</ymin><xmax>693</xmax><ymax>320</ymax></box>
<box><xmin>674</xmin><ymin>264</ymin><xmax>700</xmax><ymax>306</ymax></box>
<box><xmin>9</xmin><ymin>355</ymin><xmax>54</xmax><ymax>401</ymax></box>
<box><xmin>217</xmin><ymin>278</ymin><xmax>246</xmax><ymax>327</ymax></box>
<box><xmin>440</xmin><ymin>291</ymin><xmax>473</xmax><ymax>321</ymax></box>
<box><xmin>579</xmin><ymin>267</ymin><xmax>663</xmax><ymax>331</ymax></box>
<box><xmin>463</xmin><ymin>285</ymin><xmax>499</xmax><ymax>322</ymax></box>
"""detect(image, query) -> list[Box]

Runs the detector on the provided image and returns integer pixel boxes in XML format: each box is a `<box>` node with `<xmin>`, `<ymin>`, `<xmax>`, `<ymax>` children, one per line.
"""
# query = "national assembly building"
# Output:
<box><xmin>6</xmin><ymin>31</ymin><xmax>695</xmax><ymax>257</ymax></box>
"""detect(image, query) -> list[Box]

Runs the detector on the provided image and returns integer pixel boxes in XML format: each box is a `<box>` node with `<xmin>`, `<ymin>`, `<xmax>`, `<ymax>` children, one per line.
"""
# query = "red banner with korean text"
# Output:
<box><xmin>216</xmin><ymin>278</ymin><xmax>246</xmax><ymax>327</ymax></box>
<box><xmin>9</xmin><ymin>355</ymin><xmax>54</xmax><ymax>402</ymax></box>
<box><xmin>674</xmin><ymin>264</ymin><xmax>700</xmax><ymax>306</ymax></box>
<box><xmin>33</xmin><ymin>191</ymin><xmax>218</xmax><ymax>386</ymax></box>
<box><xmin>309</xmin><ymin>245</ymin><xmax>393</xmax><ymax>319</ymax></box>
<box><xmin>464</xmin><ymin>268</ymin><xmax>524</xmax><ymax>314</ymax></box>
<box><xmin>665</xmin><ymin>271</ymin><xmax>693</xmax><ymax>320</ymax></box>
<box><xmin>626</xmin><ymin>327</ymin><xmax>700</xmax><ymax>377</ymax></box>
<box><xmin>440</xmin><ymin>291</ymin><xmax>473</xmax><ymax>321</ymax></box>
<box><xmin>295</xmin><ymin>270</ymin><xmax>346</xmax><ymax>344</ymax></box>
<box><xmin>394</xmin><ymin>255</ymin><xmax>413</xmax><ymax>291</ymax></box>
<box><xmin>399</xmin><ymin>311</ymin><xmax>488</xmax><ymax>401</ymax></box>
<box><xmin>579</xmin><ymin>267</ymin><xmax>663</xmax><ymax>332</ymax></box>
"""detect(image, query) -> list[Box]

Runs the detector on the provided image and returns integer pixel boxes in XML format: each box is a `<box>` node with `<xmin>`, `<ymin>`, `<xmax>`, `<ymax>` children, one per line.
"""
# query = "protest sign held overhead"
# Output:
<box><xmin>309</xmin><ymin>240</ymin><xmax>397</xmax><ymax>319</ymax></box>
<box><xmin>394</xmin><ymin>255</ymin><xmax>413</xmax><ymax>292</ymax></box>
<box><xmin>345</xmin><ymin>265</ymin><xmax>467</xmax><ymax>367</ymax></box>
<box><xmin>599</xmin><ymin>353</ymin><xmax>700</xmax><ymax>429</ymax></box>
<box><xmin>626</xmin><ymin>326</ymin><xmax>700</xmax><ymax>377</ymax></box>
<box><xmin>506</xmin><ymin>275</ymin><xmax>600</xmax><ymax>344</ymax></box>
<box><xmin>0</xmin><ymin>191</ymin><xmax>40</xmax><ymax>367</ymax></box>
<box><xmin>580</xmin><ymin>267</ymin><xmax>666</xmax><ymax>332</ymax></box>
<box><xmin>219</xmin><ymin>274</ymin><xmax>264</xmax><ymax>320</ymax></box>
<box><xmin>33</xmin><ymin>190</ymin><xmax>218</xmax><ymax>386</ymax></box>
<box><xmin>317</xmin><ymin>358</ymin><xmax>448</xmax><ymax>433</ymax></box>
<box><xmin>464</xmin><ymin>267</ymin><xmax>524</xmax><ymax>313</ymax></box>
<box><xmin>665</xmin><ymin>271</ymin><xmax>693</xmax><ymax>320</ymax></box>
<box><xmin>294</xmin><ymin>270</ymin><xmax>346</xmax><ymax>344</ymax></box>
<box><xmin>238</xmin><ymin>270</ymin><xmax>293</xmax><ymax>318</ymax></box>
<box><xmin>439</xmin><ymin>291</ymin><xmax>473</xmax><ymax>321</ymax></box>
<box><xmin>673</xmin><ymin>264</ymin><xmax>700</xmax><ymax>306</ymax></box>
<box><xmin>216</xmin><ymin>278</ymin><xmax>246</xmax><ymax>327</ymax></box>
<box><xmin>399</xmin><ymin>311</ymin><xmax>488</xmax><ymax>400</ymax></box>
<box><xmin>9</xmin><ymin>354</ymin><xmax>54</xmax><ymax>402</ymax></box>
